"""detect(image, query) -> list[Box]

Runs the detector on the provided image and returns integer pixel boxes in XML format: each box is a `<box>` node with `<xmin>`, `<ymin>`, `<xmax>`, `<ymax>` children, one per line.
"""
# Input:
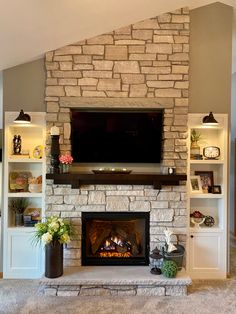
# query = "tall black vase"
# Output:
<box><xmin>45</xmin><ymin>241</ymin><xmax>63</xmax><ymax>278</ymax></box>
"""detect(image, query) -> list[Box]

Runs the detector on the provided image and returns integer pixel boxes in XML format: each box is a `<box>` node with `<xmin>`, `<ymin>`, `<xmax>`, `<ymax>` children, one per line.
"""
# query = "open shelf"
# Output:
<box><xmin>190</xmin><ymin>160</ymin><xmax>224</xmax><ymax>165</ymax></box>
<box><xmin>46</xmin><ymin>172</ymin><xmax>187</xmax><ymax>189</ymax></box>
<box><xmin>190</xmin><ymin>193</ymin><xmax>223</xmax><ymax>199</ymax></box>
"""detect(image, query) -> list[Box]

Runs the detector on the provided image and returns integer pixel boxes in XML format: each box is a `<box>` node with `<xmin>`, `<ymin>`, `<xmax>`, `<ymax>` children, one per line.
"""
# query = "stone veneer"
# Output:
<box><xmin>40</xmin><ymin>267</ymin><xmax>191</xmax><ymax>296</ymax></box>
<box><xmin>45</xmin><ymin>8</ymin><xmax>189</xmax><ymax>267</ymax></box>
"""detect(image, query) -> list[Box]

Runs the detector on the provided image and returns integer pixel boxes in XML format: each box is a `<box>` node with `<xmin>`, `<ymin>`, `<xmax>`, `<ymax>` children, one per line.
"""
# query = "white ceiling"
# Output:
<box><xmin>0</xmin><ymin>0</ymin><xmax>235</xmax><ymax>71</ymax></box>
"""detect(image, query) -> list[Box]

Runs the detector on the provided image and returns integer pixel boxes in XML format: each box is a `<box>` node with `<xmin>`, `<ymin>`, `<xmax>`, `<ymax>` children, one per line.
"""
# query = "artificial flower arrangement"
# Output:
<box><xmin>34</xmin><ymin>216</ymin><xmax>73</xmax><ymax>245</ymax></box>
<box><xmin>59</xmin><ymin>153</ymin><xmax>73</xmax><ymax>173</ymax></box>
<box><xmin>59</xmin><ymin>153</ymin><xmax>73</xmax><ymax>165</ymax></box>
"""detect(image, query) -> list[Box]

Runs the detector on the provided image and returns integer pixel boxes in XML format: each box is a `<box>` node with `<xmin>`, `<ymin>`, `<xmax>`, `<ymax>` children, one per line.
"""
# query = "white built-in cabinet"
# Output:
<box><xmin>187</xmin><ymin>113</ymin><xmax>228</xmax><ymax>279</ymax></box>
<box><xmin>3</xmin><ymin>112</ymin><xmax>45</xmax><ymax>278</ymax></box>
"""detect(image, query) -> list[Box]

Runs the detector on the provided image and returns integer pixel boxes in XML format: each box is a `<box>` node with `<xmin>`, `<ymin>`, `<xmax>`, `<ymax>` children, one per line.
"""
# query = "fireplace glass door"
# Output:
<box><xmin>82</xmin><ymin>212</ymin><xmax>150</xmax><ymax>266</ymax></box>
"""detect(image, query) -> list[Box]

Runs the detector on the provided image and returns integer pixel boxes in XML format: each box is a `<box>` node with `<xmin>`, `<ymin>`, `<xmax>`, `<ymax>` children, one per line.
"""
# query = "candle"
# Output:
<box><xmin>50</xmin><ymin>126</ymin><xmax>60</xmax><ymax>136</ymax></box>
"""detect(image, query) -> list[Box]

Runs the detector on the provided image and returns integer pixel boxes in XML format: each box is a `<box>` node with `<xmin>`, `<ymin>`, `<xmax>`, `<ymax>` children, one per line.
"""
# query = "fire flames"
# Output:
<box><xmin>99</xmin><ymin>252</ymin><xmax>132</xmax><ymax>258</ymax></box>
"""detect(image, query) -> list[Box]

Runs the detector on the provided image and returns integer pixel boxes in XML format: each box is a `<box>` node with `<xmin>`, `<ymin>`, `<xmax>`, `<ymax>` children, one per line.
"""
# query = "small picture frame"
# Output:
<box><xmin>33</xmin><ymin>145</ymin><xmax>43</xmax><ymax>159</ymax></box>
<box><xmin>190</xmin><ymin>176</ymin><xmax>202</xmax><ymax>193</ymax></box>
<box><xmin>212</xmin><ymin>185</ymin><xmax>221</xmax><ymax>194</ymax></box>
<box><xmin>195</xmin><ymin>171</ymin><xmax>214</xmax><ymax>193</ymax></box>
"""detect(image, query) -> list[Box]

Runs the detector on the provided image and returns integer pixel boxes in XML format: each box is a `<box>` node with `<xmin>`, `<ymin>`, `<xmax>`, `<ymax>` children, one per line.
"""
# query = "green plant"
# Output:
<box><xmin>9</xmin><ymin>198</ymin><xmax>29</xmax><ymax>214</ymax></box>
<box><xmin>161</xmin><ymin>260</ymin><xmax>178</xmax><ymax>278</ymax></box>
<box><xmin>34</xmin><ymin>216</ymin><xmax>73</xmax><ymax>245</ymax></box>
<box><xmin>191</xmin><ymin>129</ymin><xmax>201</xmax><ymax>143</ymax></box>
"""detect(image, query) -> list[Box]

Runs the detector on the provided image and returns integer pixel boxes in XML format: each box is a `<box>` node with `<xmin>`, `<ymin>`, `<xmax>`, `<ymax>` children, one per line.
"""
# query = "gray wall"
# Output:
<box><xmin>189</xmin><ymin>2</ymin><xmax>233</xmax><ymax>113</ymax></box>
<box><xmin>0</xmin><ymin>72</ymin><xmax>2</xmax><ymax>128</ymax></box>
<box><xmin>230</xmin><ymin>73</ymin><xmax>236</xmax><ymax>233</ymax></box>
<box><xmin>3</xmin><ymin>59</ymin><xmax>45</xmax><ymax>112</ymax></box>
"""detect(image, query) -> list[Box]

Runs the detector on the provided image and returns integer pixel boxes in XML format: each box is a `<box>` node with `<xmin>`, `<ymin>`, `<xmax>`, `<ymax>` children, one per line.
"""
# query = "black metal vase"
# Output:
<box><xmin>45</xmin><ymin>241</ymin><xmax>63</xmax><ymax>278</ymax></box>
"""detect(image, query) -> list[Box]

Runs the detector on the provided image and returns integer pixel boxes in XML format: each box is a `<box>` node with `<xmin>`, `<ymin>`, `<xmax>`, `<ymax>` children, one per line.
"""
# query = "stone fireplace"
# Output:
<box><xmin>45</xmin><ymin>7</ymin><xmax>189</xmax><ymax>268</ymax></box>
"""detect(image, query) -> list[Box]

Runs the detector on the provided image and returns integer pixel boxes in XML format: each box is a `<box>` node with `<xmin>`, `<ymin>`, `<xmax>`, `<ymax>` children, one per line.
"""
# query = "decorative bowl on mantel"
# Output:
<box><xmin>92</xmin><ymin>168</ymin><xmax>132</xmax><ymax>174</ymax></box>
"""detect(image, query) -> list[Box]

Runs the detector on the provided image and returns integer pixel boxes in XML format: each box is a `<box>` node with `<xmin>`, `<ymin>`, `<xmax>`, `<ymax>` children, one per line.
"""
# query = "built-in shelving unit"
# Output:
<box><xmin>3</xmin><ymin>112</ymin><xmax>46</xmax><ymax>279</ymax></box>
<box><xmin>46</xmin><ymin>173</ymin><xmax>187</xmax><ymax>190</ymax></box>
<box><xmin>187</xmin><ymin>113</ymin><xmax>228</xmax><ymax>279</ymax></box>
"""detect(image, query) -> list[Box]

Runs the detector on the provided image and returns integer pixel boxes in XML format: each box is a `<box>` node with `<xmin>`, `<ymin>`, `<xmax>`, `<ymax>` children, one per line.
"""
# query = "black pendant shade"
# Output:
<box><xmin>202</xmin><ymin>112</ymin><xmax>218</xmax><ymax>125</ymax></box>
<box><xmin>14</xmin><ymin>110</ymin><xmax>31</xmax><ymax>124</ymax></box>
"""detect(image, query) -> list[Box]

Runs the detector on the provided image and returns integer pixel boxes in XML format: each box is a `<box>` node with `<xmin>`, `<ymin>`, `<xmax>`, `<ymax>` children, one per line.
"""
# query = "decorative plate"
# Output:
<box><xmin>33</xmin><ymin>145</ymin><xmax>43</xmax><ymax>159</ymax></box>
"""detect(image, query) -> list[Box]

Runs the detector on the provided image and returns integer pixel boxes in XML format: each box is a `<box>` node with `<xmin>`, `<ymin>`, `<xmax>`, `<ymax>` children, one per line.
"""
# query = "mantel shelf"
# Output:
<box><xmin>46</xmin><ymin>173</ymin><xmax>187</xmax><ymax>189</ymax></box>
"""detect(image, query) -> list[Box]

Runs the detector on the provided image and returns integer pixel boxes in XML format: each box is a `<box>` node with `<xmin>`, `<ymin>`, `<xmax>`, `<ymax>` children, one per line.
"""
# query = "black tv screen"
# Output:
<box><xmin>71</xmin><ymin>110</ymin><xmax>163</xmax><ymax>163</ymax></box>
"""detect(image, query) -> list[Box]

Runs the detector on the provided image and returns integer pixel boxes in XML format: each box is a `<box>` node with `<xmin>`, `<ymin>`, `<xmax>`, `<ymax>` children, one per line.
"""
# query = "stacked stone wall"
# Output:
<box><xmin>45</xmin><ymin>7</ymin><xmax>189</xmax><ymax>266</ymax></box>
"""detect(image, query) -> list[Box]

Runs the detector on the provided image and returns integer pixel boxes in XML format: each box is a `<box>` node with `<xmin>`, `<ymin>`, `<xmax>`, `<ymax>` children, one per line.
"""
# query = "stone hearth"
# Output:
<box><xmin>40</xmin><ymin>266</ymin><xmax>191</xmax><ymax>296</ymax></box>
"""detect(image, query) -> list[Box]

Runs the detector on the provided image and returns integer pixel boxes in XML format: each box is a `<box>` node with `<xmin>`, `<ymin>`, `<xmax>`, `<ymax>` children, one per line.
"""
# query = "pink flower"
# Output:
<box><xmin>59</xmin><ymin>154</ymin><xmax>73</xmax><ymax>165</ymax></box>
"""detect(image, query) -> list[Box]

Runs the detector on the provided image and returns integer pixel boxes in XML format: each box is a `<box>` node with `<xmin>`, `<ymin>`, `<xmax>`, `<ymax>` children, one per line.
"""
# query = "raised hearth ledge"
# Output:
<box><xmin>39</xmin><ymin>266</ymin><xmax>192</xmax><ymax>297</ymax></box>
<box><xmin>46</xmin><ymin>173</ymin><xmax>187</xmax><ymax>189</ymax></box>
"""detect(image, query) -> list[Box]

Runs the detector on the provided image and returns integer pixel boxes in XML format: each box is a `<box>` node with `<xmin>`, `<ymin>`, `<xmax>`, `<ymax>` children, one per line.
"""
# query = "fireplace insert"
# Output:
<box><xmin>81</xmin><ymin>212</ymin><xmax>150</xmax><ymax>266</ymax></box>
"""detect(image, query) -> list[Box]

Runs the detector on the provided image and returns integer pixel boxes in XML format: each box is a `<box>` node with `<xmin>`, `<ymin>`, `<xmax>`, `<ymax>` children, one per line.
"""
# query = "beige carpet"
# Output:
<box><xmin>1</xmin><ymin>249</ymin><xmax>236</xmax><ymax>314</ymax></box>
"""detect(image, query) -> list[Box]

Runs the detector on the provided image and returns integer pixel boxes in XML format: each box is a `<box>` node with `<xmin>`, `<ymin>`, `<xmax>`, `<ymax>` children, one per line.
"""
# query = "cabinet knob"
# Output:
<box><xmin>190</xmin><ymin>235</ymin><xmax>194</xmax><ymax>238</ymax></box>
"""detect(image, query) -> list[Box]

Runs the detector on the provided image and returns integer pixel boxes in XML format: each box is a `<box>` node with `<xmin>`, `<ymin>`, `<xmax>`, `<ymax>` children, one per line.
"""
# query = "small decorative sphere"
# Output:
<box><xmin>161</xmin><ymin>260</ymin><xmax>178</xmax><ymax>278</ymax></box>
<box><xmin>204</xmin><ymin>215</ymin><xmax>215</xmax><ymax>227</ymax></box>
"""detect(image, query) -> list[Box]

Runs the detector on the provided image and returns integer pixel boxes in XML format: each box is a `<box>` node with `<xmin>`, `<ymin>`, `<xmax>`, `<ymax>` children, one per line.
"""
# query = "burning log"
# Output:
<box><xmin>91</xmin><ymin>228</ymin><xmax>111</xmax><ymax>254</ymax></box>
<box><xmin>117</xmin><ymin>246</ymin><xmax>128</xmax><ymax>254</ymax></box>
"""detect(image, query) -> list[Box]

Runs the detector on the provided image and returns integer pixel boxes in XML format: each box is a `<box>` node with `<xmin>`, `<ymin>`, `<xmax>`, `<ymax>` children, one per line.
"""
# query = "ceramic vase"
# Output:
<box><xmin>45</xmin><ymin>241</ymin><xmax>63</xmax><ymax>278</ymax></box>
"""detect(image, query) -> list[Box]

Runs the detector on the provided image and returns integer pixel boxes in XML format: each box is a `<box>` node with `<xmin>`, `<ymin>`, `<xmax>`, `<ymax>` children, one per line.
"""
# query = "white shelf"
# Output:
<box><xmin>190</xmin><ymin>193</ymin><xmax>223</xmax><ymax>199</ymax></box>
<box><xmin>3</xmin><ymin>111</ymin><xmax>46</xmax><ymax>279</ymax></box>
<box><xmin>7</xmin><ymin>226</ymin><xmax>36</xmax><ymax>231</ymax></box>
<box><xmin>189</xmin><ymin>227</ymin><xmax>223</xmax><ymax>233</ymax></box>
<box><xmin>188</xmin><ymin>113</ymin><xmax>228</xmax><ymax>279</ymax></box>
<box><xmin>8</xmin><ymin>192</ymin><xmax>43</xmax><ymax>198</ymax></box>
<box><xmin>8</xmin><ymin>158</ymin><xmax>44</xmax><ymax>163</ymax></box>
<box><xmin>190</xmin><ymin>159</ymin><xmax>224</xmax><ymax>165</ymax></box>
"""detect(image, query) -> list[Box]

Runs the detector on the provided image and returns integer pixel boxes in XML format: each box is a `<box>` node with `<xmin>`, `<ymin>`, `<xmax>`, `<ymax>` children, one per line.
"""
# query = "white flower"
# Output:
<box><xmin>49</xmin><ymin>221</ymin><xmax>59</xmax><ymax>232</ymax></box>
<box><xmin>58</xmin><ymin>218</ymin><xmax>64</xmax><ymax>226</ymax></box>
<box><xmin>60</xmin><ymin>233</ymin><xmax>70</xmax><ymax>244</ymax></box>
<box><xmin>42</xmin><ymin>232</ymin><xmax>53</xmax><ymax>244</ymax></box>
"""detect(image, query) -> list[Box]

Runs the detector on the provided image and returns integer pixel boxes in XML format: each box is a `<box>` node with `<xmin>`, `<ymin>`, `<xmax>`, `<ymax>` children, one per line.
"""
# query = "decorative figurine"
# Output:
<box><xmin>13</xmin><ymin>135</ymin><xmax>22</xmax><ymax>154</ymax></box>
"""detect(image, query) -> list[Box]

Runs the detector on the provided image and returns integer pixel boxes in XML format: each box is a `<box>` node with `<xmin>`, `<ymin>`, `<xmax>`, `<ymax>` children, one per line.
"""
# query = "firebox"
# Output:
<box><xmin>82</xmin><ymin>212</ymin><xmax>150</xmax><ymax>266</ymax></box>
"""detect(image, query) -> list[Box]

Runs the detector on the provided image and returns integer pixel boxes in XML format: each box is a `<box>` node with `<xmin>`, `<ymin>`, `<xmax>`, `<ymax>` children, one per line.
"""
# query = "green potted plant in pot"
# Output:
<box><xmin>9</xmin><ymin>198</ymin><xmax>29</xmax><ymax>226</ymax></box>
<box><xmin>34</xmin><ymin>216</ymin><xmax>73</xmax><ymax>278</ymax></box>
<box><xmin>190</xmin><ymin>129</ymin><xmax>202</xmax><ymax>159</ymax></box>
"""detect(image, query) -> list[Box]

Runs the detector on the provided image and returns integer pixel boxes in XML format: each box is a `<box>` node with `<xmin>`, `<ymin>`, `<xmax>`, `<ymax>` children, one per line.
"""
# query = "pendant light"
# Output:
<box><xmin>14</xmin><ymin>110</ymin><xmax>31</xmax><ymax>124</ymax></box>
<box><xmin>202</xmin><ymin>112</ymin><xmax>218</xmax><ymax>125</ymax></box>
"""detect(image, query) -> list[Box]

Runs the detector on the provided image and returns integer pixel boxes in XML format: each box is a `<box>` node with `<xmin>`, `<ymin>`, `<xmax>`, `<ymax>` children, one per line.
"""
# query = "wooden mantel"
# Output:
<box><xmin>46</xmin><ymin>173</ymin><xmax>187</xmax><ymax>189</ymax></box>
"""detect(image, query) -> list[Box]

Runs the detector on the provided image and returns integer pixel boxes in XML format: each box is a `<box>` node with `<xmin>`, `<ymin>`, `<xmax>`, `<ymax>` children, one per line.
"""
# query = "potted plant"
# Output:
<box><xmin>9</xmin><ymin>198</ymin><xmax>29</xmax><ymax>226</ymax></box>
<box><xmin>34</xmin><ymin>216</ymin><xmax>73</xmax><ymax>278</ymax></box>
<box><xmin>190</xmin><ymin>129</ymin><xmax>202</xmax><ymax>158</ymax></box>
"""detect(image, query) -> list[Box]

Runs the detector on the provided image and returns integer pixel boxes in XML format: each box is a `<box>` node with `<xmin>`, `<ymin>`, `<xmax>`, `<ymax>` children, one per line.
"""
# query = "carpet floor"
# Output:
<box><xmin>0</xmin><ymin>248</ymin><xmax>236</xmax><ymax>314</ymax></box>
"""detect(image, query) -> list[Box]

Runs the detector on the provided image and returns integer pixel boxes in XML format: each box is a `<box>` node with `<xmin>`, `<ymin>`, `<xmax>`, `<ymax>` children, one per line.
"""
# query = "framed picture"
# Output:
<box><xmin>33</xmin><ymin>145</ymin><xmax>43</xmax><ymax>159</ymax></box>
<box><xmin>190</xmin><ymin>176</ymin><xmax>202</xmax><ymax>193</ymax></box>
<box><xmin>212</xmin><ymin>185</ymin><xmax>221</xmax><ymax>194</ymax></box>
<box><xmin>195</xmin><ymin>171</ymin><xmax>214</xmax><ymax>193</ymax></box>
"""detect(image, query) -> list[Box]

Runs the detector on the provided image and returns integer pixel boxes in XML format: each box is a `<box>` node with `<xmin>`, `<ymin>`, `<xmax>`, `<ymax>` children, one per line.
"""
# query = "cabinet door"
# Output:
<box><xmin>189</xmin><ymin>232</ymin><xmax>225</xmax><ymax>279</ymax></box>
<box><xmin>4</xmin><ymin>230</ymin><xmax>44</xmax><ymax>279</ymax></box>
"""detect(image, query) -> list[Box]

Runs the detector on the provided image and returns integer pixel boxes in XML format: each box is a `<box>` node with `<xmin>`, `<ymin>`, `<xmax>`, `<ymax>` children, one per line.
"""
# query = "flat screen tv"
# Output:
<box><xmin>71</xmin><ymin>110</ymin><xmax>163</xmax><ymax>163</ymax></box>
